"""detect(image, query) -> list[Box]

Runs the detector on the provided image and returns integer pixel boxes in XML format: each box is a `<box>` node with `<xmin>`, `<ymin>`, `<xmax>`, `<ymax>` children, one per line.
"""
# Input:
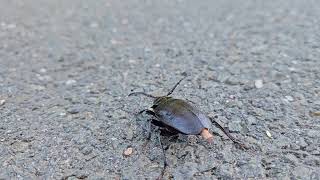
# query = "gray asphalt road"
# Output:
<box><xmin>1</xmin><ymin>0</ymin><xmax>320</xmax><ymax>179</ymax></box>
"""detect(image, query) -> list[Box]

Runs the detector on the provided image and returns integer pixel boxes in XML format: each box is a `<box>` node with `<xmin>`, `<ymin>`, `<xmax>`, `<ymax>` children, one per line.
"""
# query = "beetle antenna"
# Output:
<box><xmin>166</xmin><ymin>76</ymin><xmax>186</xmax><ymax>96</ymax></box>
<box><xmin>128</xmin><ymin>92</ymin><xmax>157</xmax><ymax>99</ymax></box>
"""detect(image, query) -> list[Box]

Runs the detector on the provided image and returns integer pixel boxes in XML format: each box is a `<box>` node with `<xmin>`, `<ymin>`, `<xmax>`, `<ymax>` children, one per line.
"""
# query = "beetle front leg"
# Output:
<box><xmin>143</xmin><ymin>119</ymin><xmax>163</xmax><ymax>148</ymax></box>
<box><xmin>137</xmin><ymin>108</ymin><xmax>155</xmax><ymax>116</ymax></box>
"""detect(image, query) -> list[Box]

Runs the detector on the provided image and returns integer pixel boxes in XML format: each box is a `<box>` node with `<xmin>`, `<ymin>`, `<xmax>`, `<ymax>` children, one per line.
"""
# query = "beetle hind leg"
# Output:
<box><xmin>209</xmin><ymin>117</ymin><xmax>248</xmax><ymax>149</ymax></box>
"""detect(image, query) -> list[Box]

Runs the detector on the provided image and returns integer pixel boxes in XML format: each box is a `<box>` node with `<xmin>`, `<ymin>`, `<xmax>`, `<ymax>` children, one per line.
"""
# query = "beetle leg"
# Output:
<box><xmin>151</xmin><ymin>120</ymin><xmax>180</xmax><ymax>137</ymax></box>
<box><xmin>146</xmin><ymin>119</ymin><xmax>153</xmax><ymax>140</ymax></box>
<box><xmin>141</xmin><ymin>119</ymin><xmax>154</xmax><ymax>151</ymax></box>
<box><xmin>160</xmin><ymin>128</ymin><xmax>179</xmax><ymax>137</ymax></box>
<box><xmin>144</xmin><ymin>119</ymin><xmax>166</xmax><ymax>148</ymax></box>
<box><xmin>157</xmin><ymin>131</ymin><xmax>168</xmax><ymax>179</ymax></box>
<box><xmin>137</xmin><ymin>108</ymin><xmax>155</xmax><ymax>116</ymax></box>
<box><xmin>209</xmin><ymin>117</ymin><xmax>247</xmax><ymax>149</ymax></box>
<box><xmin>151</xmin><ymin>119</ymin><xmax>166</xmax><ymax>127</ymax></box>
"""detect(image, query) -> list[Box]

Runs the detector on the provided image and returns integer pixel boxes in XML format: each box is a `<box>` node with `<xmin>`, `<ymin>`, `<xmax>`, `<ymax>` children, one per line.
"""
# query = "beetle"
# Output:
<box><xmin>129</xmin><ymin>76</ymin><xmax>246</xmax><ymax>178</ymax></box>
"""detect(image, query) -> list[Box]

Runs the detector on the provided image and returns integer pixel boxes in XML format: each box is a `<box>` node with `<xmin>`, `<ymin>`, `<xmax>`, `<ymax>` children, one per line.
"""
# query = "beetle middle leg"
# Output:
<box><xmin>143</xmin><ymin>119</ymin><xmax>173</xmax><ymax>148</ymax></box>
<box><xmin>156</xmin><ymin>130</ymin><xmax>168</xmax><ymax>180</ymax></box>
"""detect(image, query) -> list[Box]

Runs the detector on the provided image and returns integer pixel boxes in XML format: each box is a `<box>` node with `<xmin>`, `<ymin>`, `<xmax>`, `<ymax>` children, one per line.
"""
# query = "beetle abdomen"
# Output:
<box><xmin>154</xmin><ymin>99</ymin><xmax>211</xmax><ymax>135</ymax></box>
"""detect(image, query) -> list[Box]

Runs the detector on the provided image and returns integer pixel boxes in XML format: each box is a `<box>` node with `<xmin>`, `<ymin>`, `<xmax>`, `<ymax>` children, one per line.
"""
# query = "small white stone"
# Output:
<box><xmin>128</xmin><ymin>59</ymin><xmax>136</xmax><ymax>64</ymax></box>
<box><xmin>288</xmin><ymin>67</ymin><xmax>296</xmax><ymax>72</ymax></box>
<box><xmin>121</xmin><ymin>19</ymin><xmax>128</xmax><ymax>25</ymax></box>
<box><xmin>112</xmin><ymin>28</ymin><xmax>117</xmax><ymax>33</ymax></box>
<box><xmin>285</xmin><ymin>95</ymin><xmax>294</xmax><ymax>102</ymax></box>
<box><xmin>155</xmin><ymin>64</ymin><xmax>160</xmax><ymax>67</ymax></box>
<box><xmin>110</xmin><ymin>39</ymin><xmax>119</xmax><ymax>45</ymax></box>
<box><xmin>65</xmin><ymin>79</ymin><xmax>76</xmax><ymax>85</ymax></box>
<box><xmin>266</xmin><ymin>130</ymin><xmax>272</xmax><ymax>138</ymax></box>
<box><xmin>144</xmin><ymin>48</ymin><xmax>151</xmax><ymax>52</ymax></box>
<box><xmin>90</xmin><ymin>22</ymin><xmax>99</xmax><ymax>28</ymax></box>
<box><xmin>123</xmin><ymin>147</ymin><xmax>133</xmax><ymax>157</ymax></box>
<box><xmin>31</xmin><ymin>85</ymin><xmax>45</xmax><ymax>91</ymax></box>
<box><xmin>255</xmin><ymin>79</ymin><xmax>263</xmax><ymax>89</ymax></box>
<box><xmin>7</xmin><ymin>23</ymin><xmax>16</xmax><ymax>29</ymax></box>
<box><xmin>0</xmin><ymin>99</ymin><xmax>5</xmax><ymax>106</ymax></box>
<box><xmin>39</xmin><ymin>68</ymin><xmax>47</xmax><ymax>73</ymax></box>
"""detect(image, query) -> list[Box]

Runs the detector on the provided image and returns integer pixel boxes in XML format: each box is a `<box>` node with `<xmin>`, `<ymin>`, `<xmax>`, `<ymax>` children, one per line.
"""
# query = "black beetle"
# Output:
<box><xmin>129</xmin><ymin>76</ymin><xmax>245</xmax><ymax>178</ymax></box>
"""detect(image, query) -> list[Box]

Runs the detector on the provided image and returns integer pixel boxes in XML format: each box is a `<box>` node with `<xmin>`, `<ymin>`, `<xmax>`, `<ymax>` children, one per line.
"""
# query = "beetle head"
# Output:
<box><xmin>129</xmin><ymin>76</ymin><xmax>186</xmax><ymax>103</ymax></box>
<box><xmin>153</xmin><ymin>96</ymin><xmax>171</xmax><ymax>106</ymax></box>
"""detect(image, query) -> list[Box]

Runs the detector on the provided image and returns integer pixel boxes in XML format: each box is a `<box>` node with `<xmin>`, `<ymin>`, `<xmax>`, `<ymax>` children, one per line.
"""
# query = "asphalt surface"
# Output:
<box><xmin>1</xmin><ymin>0</ymin><xmax>320</xmax><ymax>179</ymax></box>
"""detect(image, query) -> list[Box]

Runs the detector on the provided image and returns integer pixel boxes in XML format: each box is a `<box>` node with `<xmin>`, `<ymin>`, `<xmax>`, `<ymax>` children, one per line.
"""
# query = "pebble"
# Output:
<box><xmin>285</xmin><ymin>96</ymin><xmax>294</xmax><ymax>102</ymax></box>
<box><xmin>7</xmin><ymin>24</ymin><xmax>16</xmax><ymax>29</ymax></box>
<box><xmin>39</xmin><ymin>68</ymin><xmax>47</xmax><ymax>73</ymax></box>
<box><xmin>121</xmin><ymin>19</ymin><xmax>128</xmax><ymax>25</ymax></box>
<box><xmin>81</xmin><ymin>146</ymin><xmax>93</xmax><ymax>155</ymax></box>
<box><xmin>67</xmin><ymin>105</ymin><xmax>82</xmax><ymax>114</ymax></box>
<box><xmin>266</xmin><ymin>130</ymin><xmax>272</xmax><ymax>138</ymax></box>
<box><xmin>65</xmin><ymin>79</ymin><xmax>77</xmax><ymax>85</ymax></box>
<box><xmin>123</xmin><ymin>147</ymin><xmax>133</xmax><ymax>157</ymax></box>
<box><xmin>247</xmin><ymin>116</ymin><xmax>257</xmax><ymax>125</ymax></box>
<box><xmin>37</xmin><ymin>74</ymin><xmax>52</xmax><ymax>81</ymax></box>
<box><xmin>311</xmin><ymin>111</ymin><xmax>320</xmax><ymax>116</ymax></box>
<box><xmin>255</xmin><ymin>79</ymin><xmax>264</xmax><ymax>89</ymax></box>
<box><xmin>0</xmin><ymin>99</ymin><xmax>5</xmax><ymax>106</ymax></box>
<box><xmin>110</xmin><ymin>39</ymin><xmax>121</xmax><ymax>45</ymax></box>
<box><xmin>128</xmin><ymin>59</ymin><xmax>136</xmax><ymax>64</ymax></box>
<box><xmin>1</xmin><ymin>22</ymin><xmax>16</xmax><ymax>29</ymax></box>
<box><xmin>90</xmin><ymin>22</ymin><xmax>99</xmax><ymax>28</ymax></box>
<box><xmin>59</xmin><ymin>112</ymin><xmax>67</xmax><ymax>116</ymax></box>
<box><xmin>30</xmin><ymin>84</ymin><xmax>46</xmax><ymax>91</ymax></box>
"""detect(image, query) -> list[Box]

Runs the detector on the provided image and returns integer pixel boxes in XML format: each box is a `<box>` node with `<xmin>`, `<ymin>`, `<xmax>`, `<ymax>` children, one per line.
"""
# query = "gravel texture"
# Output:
<box><xmin>1</xmin><ymin>0</ymin><xmax>320</xmax><ymax>179</ymax></box>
